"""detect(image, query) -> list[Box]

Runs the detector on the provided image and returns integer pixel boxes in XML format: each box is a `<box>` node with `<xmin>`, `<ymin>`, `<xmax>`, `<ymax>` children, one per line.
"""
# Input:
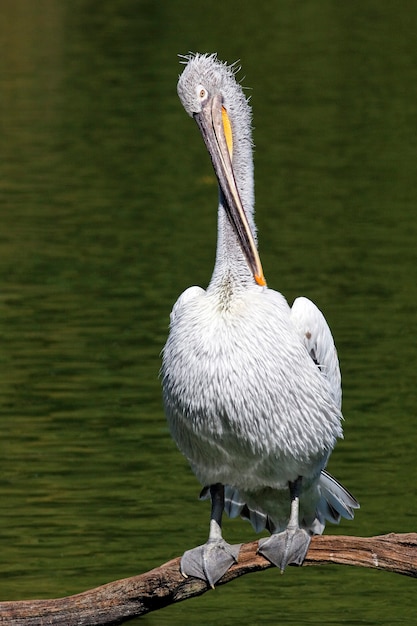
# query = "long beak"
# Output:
<box><xmin>194</xmin><ymin>94</ymin><xmax>266</xmax><ymax>287</ymax></box>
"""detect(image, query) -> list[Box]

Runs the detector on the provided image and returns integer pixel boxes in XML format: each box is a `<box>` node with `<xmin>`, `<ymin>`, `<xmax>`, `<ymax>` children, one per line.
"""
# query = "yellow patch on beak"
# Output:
<box><xmin>222</xmin><ymin>106</ymin><xmax>233</xmax><ymax>159</ymax></box>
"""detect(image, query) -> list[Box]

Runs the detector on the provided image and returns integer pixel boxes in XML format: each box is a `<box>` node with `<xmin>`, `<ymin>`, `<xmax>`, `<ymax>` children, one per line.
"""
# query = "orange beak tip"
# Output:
<box><xmin>255</xmin><ymin>273</ymin><xmax>267</xmax><ymax>287</ymax></box>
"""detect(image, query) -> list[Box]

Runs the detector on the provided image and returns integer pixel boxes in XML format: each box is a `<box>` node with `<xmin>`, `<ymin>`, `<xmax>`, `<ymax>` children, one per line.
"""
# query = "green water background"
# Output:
<box><xmin>1</xmin><ymin>1</ymin><xmax>416</xmax><ymax>623</ymax></box>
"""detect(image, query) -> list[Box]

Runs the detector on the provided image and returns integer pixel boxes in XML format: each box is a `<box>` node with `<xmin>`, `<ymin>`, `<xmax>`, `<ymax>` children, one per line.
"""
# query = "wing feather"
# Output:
<box><xmin>291</xmin><ymin>296</ymin><xmax>342</xmax><ymax>409</ymax></box>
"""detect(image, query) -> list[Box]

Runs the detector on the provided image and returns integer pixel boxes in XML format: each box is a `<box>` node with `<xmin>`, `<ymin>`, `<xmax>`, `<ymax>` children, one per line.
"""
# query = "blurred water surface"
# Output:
<box><xmin>1</xmin><ymin>1</ymin><xmax>416</xmax><ymax>623</ymax></box>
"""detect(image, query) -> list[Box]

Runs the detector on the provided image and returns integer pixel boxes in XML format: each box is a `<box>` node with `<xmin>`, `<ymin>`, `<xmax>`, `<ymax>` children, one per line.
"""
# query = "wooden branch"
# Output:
<box><xmin>1</xmin><ymin>533</ymin><xmax>416</xmax><ymax>626</ymax></box>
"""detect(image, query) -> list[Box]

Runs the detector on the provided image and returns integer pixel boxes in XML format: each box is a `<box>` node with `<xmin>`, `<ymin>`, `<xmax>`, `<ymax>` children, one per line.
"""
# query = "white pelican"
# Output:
<box><xmin>162</xmin><ymin>53</ymin><xmax>359</xmax><ymax>587</ymax></box>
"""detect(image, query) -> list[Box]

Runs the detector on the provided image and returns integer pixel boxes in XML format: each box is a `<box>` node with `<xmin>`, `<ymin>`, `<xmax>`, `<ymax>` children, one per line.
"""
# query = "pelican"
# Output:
<box><xmin>162</xmin><ymin>53</ymin><xmax>359</xmax><ymax>587</ymax></box>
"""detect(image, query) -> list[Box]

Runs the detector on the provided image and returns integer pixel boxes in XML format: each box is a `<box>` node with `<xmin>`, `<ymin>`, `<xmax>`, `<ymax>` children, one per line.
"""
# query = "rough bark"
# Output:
<box><xmin>1</xmin><ymin>533</ymin><xmax>416</xmax><ymax>626</ymax></box>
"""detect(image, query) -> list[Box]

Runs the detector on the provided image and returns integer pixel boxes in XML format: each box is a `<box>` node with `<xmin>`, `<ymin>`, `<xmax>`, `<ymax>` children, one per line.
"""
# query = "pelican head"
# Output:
<box><xmin>177</xmin><ymin>53</ymin><xmax>266</xmax><ymax>287</ymax></box>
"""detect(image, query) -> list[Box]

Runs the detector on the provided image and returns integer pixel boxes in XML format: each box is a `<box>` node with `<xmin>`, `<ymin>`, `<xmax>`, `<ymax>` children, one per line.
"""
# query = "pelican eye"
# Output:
<box><xmin>197</xmin><ymin>85</ymin><xmax>208</xmax><ymax>101</ymax></box>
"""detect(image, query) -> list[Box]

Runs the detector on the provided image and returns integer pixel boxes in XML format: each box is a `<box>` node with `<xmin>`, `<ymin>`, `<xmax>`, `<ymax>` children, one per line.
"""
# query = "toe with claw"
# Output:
<box><xmin>181</xmin><ymin>539</ymin><xmax>241</xmax><ymax>587</ymax></box>
<box><xmin>258</xmin><ymin>527</ymin><xmax>311</xmax><ymax>572</ymax></box>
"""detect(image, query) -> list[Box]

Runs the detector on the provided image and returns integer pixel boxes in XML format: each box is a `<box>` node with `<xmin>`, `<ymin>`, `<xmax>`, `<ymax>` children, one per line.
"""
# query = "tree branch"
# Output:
<box><xmin>1</xmin><ymin>533</ymin><xmax>416</xmax><ymax>626</ymax></box>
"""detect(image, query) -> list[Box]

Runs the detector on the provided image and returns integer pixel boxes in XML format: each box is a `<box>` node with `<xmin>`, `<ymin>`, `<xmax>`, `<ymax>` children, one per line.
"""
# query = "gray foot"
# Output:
<box><xmin>181</xmin><ymin>539</ymin><xmax>241</xmax><ymax>587</ymax></box>
<box><xmin>258</xmin><ymin>528</ymin><xmax>311</xmax><ymax>572</ymax></box>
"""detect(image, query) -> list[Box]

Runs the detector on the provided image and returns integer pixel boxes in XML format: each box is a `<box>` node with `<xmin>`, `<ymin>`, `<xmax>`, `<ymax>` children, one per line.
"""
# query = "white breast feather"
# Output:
<box><xmin>162</xmin><ymin>285</ymin><xmax>342</xmax><ymax>493</ymax></box>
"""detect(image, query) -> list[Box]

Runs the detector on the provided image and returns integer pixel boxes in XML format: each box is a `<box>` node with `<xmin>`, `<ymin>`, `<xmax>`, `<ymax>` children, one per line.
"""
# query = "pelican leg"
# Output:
<box><xmin>180</xmin><ymin>483</ymin><xmax>241</xmax><ymax>587</ymax></box>
<box><xmin>257</xmin><ymin>477</ymin><xmax>311</xmax><ymax>572</ymax></box>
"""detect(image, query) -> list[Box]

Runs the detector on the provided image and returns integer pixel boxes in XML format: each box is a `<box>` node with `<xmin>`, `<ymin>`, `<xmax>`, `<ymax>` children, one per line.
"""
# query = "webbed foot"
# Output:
<box><xmin>181</xmin><ymin>539</ymin><xmax>241</xmax><ymax>587</ymax></box>
<box><xmin>258</xmin><ymin>527</ymin><xmax>311</xmax><ymax>572</ymax></box>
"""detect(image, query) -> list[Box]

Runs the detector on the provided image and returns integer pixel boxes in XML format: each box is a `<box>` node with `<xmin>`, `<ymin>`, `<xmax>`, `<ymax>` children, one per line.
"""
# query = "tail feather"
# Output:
<box><xmin>317</xmin><ymin>496</ymin><xmax>343</xmax><ymax>524</ymax></box>
<box><xmin>223</xmin><ymin>486</ymin><xmax>247</xmax><ymax>519</ymax></box>
<box><xmin>222</xmin><ymin>485</ymin><xmax>277</xmax><ymax>533</ymax></box>
<box><xmin>220</xmin><ymin>471</ymin><xmax>359</xmax><ymax>535</ymax></box>
<box><xmin>319</xmin><ymin>470</ymin><xmax>360</xmax><ymax>521</ymax></box>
